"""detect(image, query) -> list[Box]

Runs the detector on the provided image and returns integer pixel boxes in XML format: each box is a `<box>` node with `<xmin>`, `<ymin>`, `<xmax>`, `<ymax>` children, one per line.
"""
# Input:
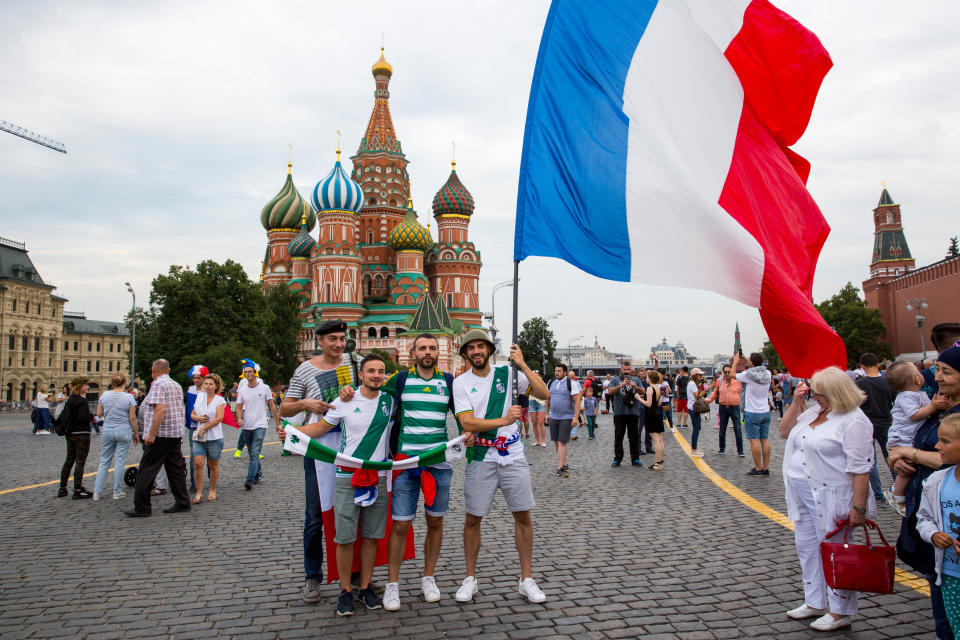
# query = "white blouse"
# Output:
<box><xmin>192</xmin><ymin>393</ymin><xmax>226</xmax><ymax>441</ymax></box>
<box><xmin>782</xmin><ymin>405</ymin><xmax>877</xmax><ymax>539</ymax></box>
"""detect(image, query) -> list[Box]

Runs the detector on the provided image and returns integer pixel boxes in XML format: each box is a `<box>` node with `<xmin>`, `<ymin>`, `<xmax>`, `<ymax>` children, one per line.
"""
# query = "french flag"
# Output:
<box><xmin>515</xmin><ymin>0</ymin><xmax>846</xmax><ymax>377</ymax></box>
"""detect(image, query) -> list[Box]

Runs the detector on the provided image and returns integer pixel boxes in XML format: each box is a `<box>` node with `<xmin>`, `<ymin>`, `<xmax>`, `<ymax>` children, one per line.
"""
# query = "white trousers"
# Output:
<box><xmin>789</xmin><ymin>477</ymin><xmax>858</xmax><ymax>616</ymax></box>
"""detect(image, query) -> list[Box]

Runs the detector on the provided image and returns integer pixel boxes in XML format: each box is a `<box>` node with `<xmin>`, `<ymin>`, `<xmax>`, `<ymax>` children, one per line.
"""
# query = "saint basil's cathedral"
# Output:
<box><xmin>258</xmin><ymin>49</ymin><xmax>483</xmax><ymax>373</ymax></box>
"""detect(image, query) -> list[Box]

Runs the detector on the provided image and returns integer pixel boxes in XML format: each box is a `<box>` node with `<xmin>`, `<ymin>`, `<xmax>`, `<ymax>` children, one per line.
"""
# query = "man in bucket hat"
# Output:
<box><xmin>451</xmin><ymin>329</ymin><xmax>550</xmax><ymax>604</ymax></box>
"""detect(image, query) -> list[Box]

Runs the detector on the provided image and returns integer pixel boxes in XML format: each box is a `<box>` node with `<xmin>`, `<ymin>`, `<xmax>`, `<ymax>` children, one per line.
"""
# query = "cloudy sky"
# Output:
<box><xmin>2</xmin><ymin>1</ymin><xmax>957</xmax><ymax>362</ymax></box>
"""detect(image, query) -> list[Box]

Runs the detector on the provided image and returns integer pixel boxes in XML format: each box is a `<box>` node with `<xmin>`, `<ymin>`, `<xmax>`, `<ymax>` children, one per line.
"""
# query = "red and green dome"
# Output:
<box><xmin>432</xmin><ymin>162</ymin><xmax>474</xmax><ymax>217</ymax></box>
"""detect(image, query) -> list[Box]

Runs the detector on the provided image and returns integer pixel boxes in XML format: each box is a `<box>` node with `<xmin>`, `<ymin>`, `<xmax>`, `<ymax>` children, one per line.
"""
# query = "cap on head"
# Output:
<box><xmin>458</xmin><ymin>328</ymin><xmax>495</xmax><ymax>357</ymax></box>
<box><xmin>690</xmin><ymin>368</ymin><xmax>704</xmax><ymax>376</ymax></box>
<box><xmin>70</xmin><ymin>376</ymin><xmax>89</xmax><ymax>388</ymax></box>
<box><xmin>240</xmin><ymin>358</ymin><xmax>261</xmax><ymax>376</ymax></box>
<box><xmin>317</xmin><ymin>319</ymin><xmax>348</xmax><ymax>336</ymax></box>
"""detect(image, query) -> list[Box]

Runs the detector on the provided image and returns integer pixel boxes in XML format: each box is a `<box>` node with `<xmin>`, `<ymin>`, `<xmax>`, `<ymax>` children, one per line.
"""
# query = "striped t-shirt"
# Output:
<box><xmin>382</xmin><ymin>367</ymin><xmax>454</xmax><ymax>468</ymax></box>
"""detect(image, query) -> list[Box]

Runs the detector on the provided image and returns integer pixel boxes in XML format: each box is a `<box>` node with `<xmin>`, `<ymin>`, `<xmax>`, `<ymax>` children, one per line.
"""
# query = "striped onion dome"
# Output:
<box><xmin>287</xmin><ymin>213</ymin><xmax>316</xmax><ymax>259</ymax></box>
<box><xmin>388</xmin><ymin>203</ymin><xmax>433</xmax><ymax>252</ymax></box>
<box><xmin>432</xmin><ymin>161</ymin><xmax>474</xmax><ymax>217</ymax></box>
<box><xmin>261</xmin><ymin>163</ymin><xmax>316</xmax><ymax>231</ymax></box>
<box><xmin>312</xmin><ymin>151</ymin><xmax>364</xmax><ymax>213</ymax></box>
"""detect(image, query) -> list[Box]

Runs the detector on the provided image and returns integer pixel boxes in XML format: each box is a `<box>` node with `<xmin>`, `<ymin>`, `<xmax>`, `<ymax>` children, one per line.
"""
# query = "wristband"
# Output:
<box><xmin>912</xmin><ymin>449</ymin><xmax>919</xmax><ymax>463</ymax></box>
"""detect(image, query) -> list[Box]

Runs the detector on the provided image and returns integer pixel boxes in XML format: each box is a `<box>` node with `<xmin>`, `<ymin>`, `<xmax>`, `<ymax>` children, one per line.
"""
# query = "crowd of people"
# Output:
<box><xmin>35</xmin><ymin>316</ymin><xmax>960</xmax><ymax>634</ymax></box>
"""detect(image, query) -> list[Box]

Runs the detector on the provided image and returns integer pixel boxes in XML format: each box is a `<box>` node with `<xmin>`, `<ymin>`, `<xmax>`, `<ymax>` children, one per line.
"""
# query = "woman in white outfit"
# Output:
<box><xmin>778</xmin><ymin>367</ymin><xmax>876</xmax><ymax>632</ymax></box>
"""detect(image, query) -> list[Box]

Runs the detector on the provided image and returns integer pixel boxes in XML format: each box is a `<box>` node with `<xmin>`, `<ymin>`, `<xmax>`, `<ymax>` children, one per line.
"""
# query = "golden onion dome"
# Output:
<box><xmin>372</xmin><ymin>47</ymin><xmax>393</xmax><ymax>78</ymax></box>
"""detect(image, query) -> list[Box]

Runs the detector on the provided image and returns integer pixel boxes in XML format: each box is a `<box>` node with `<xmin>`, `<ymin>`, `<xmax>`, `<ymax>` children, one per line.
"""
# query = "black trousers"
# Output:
<box><xmin>637</xmin><ymin>422</ymin><xmax>654</xmax><ymax>453</ymax></box>
<box><xmin>60</xmin><ymin>433</ymin><xmax>91</xmax><ymax>491</ymax></box>
<box><xmin>133</xmin><ymin>436</ymin><xmax>190</xmax><ymax>513</ymax></box>
<box><xmin>613</xmin><ymin>414</ymin><xmax>640</xmax><ymax>463</ymax></box>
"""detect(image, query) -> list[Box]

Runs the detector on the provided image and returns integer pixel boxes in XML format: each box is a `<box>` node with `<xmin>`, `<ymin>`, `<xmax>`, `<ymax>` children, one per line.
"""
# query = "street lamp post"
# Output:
<box><xmin>484</xmin><ymin>279</ymin><xmax>517</xmax><ymax>352</ymax></box>
<box><xmin>906</xmin><ymin>297</ymin><xmax>928</xmax><ymax>359</ymax></box>
<box><xmin>539</xmin><ymin>312</ymin><xmax>562</xmax><ymax>374</ymax></box>
<box><xmin>124</xmin><ymin>282</ymin><xmax>136</xmax><ymax>387</ymax></box>
<box><xmin>567</xmin><ymin>335</ymin><xmax>583</xmax><ymax>372</ymax></box>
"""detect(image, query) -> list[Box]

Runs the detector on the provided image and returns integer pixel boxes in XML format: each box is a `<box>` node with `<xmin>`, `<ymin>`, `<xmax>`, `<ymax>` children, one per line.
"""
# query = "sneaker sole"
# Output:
<box><xmin>336</xmin><ymin>609</ymin><xmax>354</xmax><ymax>616</ymax></box>
<box><xmin>383</xmin><ymin>602</ymin><xmax>401</xmax><ymax>611</ymax></box>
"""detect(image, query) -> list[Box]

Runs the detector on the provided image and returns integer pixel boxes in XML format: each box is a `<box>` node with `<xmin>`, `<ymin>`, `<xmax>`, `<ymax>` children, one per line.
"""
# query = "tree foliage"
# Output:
<box><xmin>517</xmin><ymin>317</ymin><xmax>560</xmax><ymax>374</ymax></box>
<box><xmin>948</xmin><ymin>236</ymin><xmax>959</xmax><ymax>259</ymax></box>
<box><xmin>369</xmin><ymin>349</ymin><xmax>398</xmax><ymax>375</ymax></box>
<box><xmin>130</xmin><ymin>260</ymin><xmax>303</xmax><ymax>388</ymax></box>
<box><xmin>761</xmin><ymin>341</ymin><xmax>783</xmax><ymax>371</ymax></box>
<box><xmin>815</xmin><ymin>282</ymin><xmax>891</xmax><ymax>368</ymax></box>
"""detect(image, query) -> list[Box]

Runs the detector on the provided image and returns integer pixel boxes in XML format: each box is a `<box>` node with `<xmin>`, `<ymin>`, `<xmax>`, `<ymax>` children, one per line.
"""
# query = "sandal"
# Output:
<box><xmin>151</xmin><ymin>488</ymin><xmax>167</xmax><ymax>496</ymax></box>
<box><xmin>207</xmin><ymin>493</ymin><xmax>217</xmax><ymax>501</ymax></box>
<box><xmin>192</xmin><ymin>494</ymin><xmax>202</xmax><ymax>504</ymax></box>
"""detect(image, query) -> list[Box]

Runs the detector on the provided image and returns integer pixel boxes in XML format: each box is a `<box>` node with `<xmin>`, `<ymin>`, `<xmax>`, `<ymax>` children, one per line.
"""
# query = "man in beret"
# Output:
<box><xmin>279</xmin><ymin>319</ymin><xmax>359</xmax><ymax>603</ymax></box>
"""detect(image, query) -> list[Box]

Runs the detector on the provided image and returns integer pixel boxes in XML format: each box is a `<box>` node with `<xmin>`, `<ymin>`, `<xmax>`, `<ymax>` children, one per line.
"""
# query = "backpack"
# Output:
<box><xmin>676</xmin><ymin>375</ymin><xmax>690</xmax><ymax>398</ymax></box>
<box><xmin>389</xmin><ymin>368</ymin><xmax>455</xmax><ymax>456</ymax></box>
<box><xmin>51</xmin><ymin>402</ymin><xmax>68</xmax><ymax>436</ymax></box>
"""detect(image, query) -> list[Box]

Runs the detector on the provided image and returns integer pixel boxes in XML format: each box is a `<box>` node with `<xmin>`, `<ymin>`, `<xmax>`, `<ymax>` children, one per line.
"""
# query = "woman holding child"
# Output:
<box><xmin>890</xmin><ymin>342</ymin><xmax>960</xmax><ymax>640</ymax></box>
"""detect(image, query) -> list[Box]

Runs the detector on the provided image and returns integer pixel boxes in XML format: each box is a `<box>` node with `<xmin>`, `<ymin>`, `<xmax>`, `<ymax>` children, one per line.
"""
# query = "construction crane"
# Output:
<box><xmin>0</xmin><ymin>119</ymin><xmax>67</xmax><ymax>153</ymax></box>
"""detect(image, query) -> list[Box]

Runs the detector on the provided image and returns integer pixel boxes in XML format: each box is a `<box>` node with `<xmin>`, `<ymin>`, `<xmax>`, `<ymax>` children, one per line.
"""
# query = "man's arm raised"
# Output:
<box><xmin>511</xmin><ymin>344</ymin><xmax>548</xmax><ymax>400</ymax></box>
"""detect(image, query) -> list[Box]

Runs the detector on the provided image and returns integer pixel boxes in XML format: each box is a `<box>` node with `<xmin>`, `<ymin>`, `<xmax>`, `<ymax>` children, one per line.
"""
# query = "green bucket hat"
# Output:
<box><xmin>458</xmin><ymin>328</ymin><xmax>495</xmax><ymax>357</ymax></box>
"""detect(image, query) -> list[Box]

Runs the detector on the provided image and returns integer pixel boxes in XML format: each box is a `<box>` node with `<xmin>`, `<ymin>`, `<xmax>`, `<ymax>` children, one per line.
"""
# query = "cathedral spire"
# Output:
<box><xmin>360</xmin><ymin>47</ymin><xmax>401</xmax><ymax>154</ymax></box>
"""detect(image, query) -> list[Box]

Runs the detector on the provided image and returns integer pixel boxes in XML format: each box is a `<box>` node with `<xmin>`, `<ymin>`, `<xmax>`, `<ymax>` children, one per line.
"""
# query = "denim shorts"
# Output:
<box><xmin>191</xmin><ymin>437</ymin><xmax>224</xmax><ymax>460</ymax></box>
<box><xmin>391</xmin><ymin>466</ymin><xmax>453</xmax><ymax>520</ymax></box>
<box><xmin>743</xmin><ymin>411</ymin><xmax>771</xmax><ymax>440</ymax></box>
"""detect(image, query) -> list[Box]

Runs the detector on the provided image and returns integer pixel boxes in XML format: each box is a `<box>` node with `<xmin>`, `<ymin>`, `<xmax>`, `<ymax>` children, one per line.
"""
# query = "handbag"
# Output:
<box><xmin>691</xmin><ymin>397</ymin><xmax>710</xmax><ymax>414</ymax></box>
<box><xmin>819</xmin><ymin>519</ymin><xmax>895</xmax><ymax>594</ymax></box>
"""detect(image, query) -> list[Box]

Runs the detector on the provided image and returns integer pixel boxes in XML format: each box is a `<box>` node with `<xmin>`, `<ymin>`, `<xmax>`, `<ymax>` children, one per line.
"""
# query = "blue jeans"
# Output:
<box><xmin>868</xmin><ymin>430</ymin><xmax>892</xmax><ymax>499</ymax></box>
<box><xmin>690</xmin><ymin>411</ymin><xmax>702</xmax><ymax>450</ymax></box>
<box><xmin>238</xmin><ymin>428</ymin><xmax>265</xmax><ymax>483</ymax></box>
<box><xmin>185</xmin><ymin>428</ymin><xmax>196</xmax><ymax>488</ymax></box>
<box><xmin>303</xmin><ymin>457</ymin><xmax>324</xmax><ymax>582</ymax></box>
<box><xmin>661</xmin><ymin>405</ymin><xmax>673</xmax><ymax>429</ymax></box>
<box><xmin>717</xmin><ymin>405</ymin><xmax>743</xmax><ymax>455</ymax></box>
<box><xmin>93</xmin><ymin>426</ymin><xmax>132</xmax><ymax>496</ymax></box>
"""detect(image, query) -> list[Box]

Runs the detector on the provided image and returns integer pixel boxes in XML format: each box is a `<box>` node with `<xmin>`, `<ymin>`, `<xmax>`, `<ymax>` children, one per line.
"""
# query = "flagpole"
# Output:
<box><xmin>511</xmin><ymin>259</ymin><xmax>520</xmax><ymax>403</ymax></box>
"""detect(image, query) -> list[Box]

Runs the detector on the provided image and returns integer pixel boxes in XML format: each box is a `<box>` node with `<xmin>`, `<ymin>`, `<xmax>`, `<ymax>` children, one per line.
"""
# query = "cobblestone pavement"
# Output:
<box><xmin>0</xmin><ymin>410</ymin><xmax>937</xmax><ymax>639</ymax></box>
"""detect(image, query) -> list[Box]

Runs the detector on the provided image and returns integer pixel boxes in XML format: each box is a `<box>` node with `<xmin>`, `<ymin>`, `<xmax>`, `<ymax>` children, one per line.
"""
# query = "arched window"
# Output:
<box><xmin>349</xmin><ymin>329</ymin><xmax>357</xmax><ymax>339</ymax></box>
<box><xmin>375</xmin><ymin>275</ymin><xmax>383</xmax><ymax>290</ymax></box>
<box><xmin>380</xmin><ymin>327</ymin><xmax>389</xmax><ymax>338</ymax></box>
<box><xmin>367</xmin><ymin>228</ymin><xmax>374</xmax><ymax>244</ymax></box>
<box><xmin>4</xmin><ymin>383</ymin><xmax>11</xmax><ymax>402</ymax></box>
<box><xmin>19</xmin><ymin>382</ymin><xmax>26</xmax><ymax>402</ymax></box>
<box><xmin>363</xmin><ymin>275</ymin><xmax>371</xmax><ymax>296</ymax></box>
<box><xmin>324</xmin><ymin>284</ymin><xmax>332</xmax><ymax>302</ymax></box>
<box><xmin>368</xmin><ymin>197</ymin><xmax>377</xmax><ymax>206</ymax></box>
<box><xmin>368</xmin><ymin>327</ymin><xmax>377</xmax><ymax>338</ymax></box>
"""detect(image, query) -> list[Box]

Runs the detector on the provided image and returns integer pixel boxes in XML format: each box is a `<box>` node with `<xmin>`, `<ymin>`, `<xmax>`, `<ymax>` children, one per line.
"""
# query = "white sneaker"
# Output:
<box><xmin>691</xmin><ymin>449</ymin><xmax>704</xmax><ymax>458</ymax></box>
<box><xmin>809</xmin><ymin>613</ymin><xmax>853</xmax><ymax>631</ymax></box>
<box><xmin>455</xmin><ymin>576</ymin><xmax>478</xmax><ymax>603</ymax></box>
<box><xmin>786</xmin><ymin>603</ymin><xmax>826</xmax><ymax>619</ymax></box>
<box><xmin>112</xmin><ymin>491</ymin><xmax>126</xmax><ymax>500</ymax></box>
<box><xmin>421</xmin><ymin>576</ymin><xmax>441</xmax><ymax>602</ymax></box>
<box><xmin>383</xmin><ymin>582</ymin><xmax>400</xmax><ymax>611</ymax></box>
<box><xmin>518</xmin><ymin>577</ymin><xmax>546</xmax><ymax>603</ymax></box>
<box><xmin>92</xmin><ymin>493</ymin><xmax>102</xmax><ymax>501</ymax></box>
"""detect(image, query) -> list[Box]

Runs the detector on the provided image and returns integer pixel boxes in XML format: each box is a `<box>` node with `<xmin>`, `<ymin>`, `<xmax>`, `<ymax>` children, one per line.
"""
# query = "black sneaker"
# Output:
<box><xmin>717</xmin><ymin>451</ymin><xmax>725</xmax><ymax>456</ymax></box>
<box><xmin>556</xmin><ymin>467</ymin><xmax>569</xmax><ymax>478</ymax></box>
<box><xmin>760</xmin><ymin>469</ymin><xmax>770</xmax><ymax>476</ymax></box>
<box><xmin>611</xmin><ymin>461</ymin><xmax>621</xmax><ymax>467</ymax></box>
<box><xmin>337</xmin><ymin>589</ymin><xmax>354</xmax><ymax>616</ymax></box>
<box><xmin>357</xmin><ymin>587</ymin><xmax>382</xmax><ymax>610</ymax></box>
<box><xmin>747</xmin><ymin>469</ymin><xmax>763</xmax><ymax>476</ymax></box>
<box><xmin>244</xmin><ymin>482</ymin><xmax>253</xmax><ymax>490</ymax></box>
<box><xmin>57</xmin><ymin>487</ymin><xmax>68</xmax><ymax>498</ymax></box>
<box><xmin>561</xmin><ymin>464</ymin><xmax>569</xmax><ymax>472</ymax></box>
<box><xmin>73</xmin><ymin>487</ymin><xmax>93</xmax><ymax>499</ymax></box>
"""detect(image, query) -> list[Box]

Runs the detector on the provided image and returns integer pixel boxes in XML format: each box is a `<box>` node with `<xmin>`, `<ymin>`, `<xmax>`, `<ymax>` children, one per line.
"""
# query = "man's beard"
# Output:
<box><xmin>363</xmin><ymin>380</ymin><xmax>382</xmax><ymax>392</ymax></box>
<box><xmin>415</xmin><ymin>354</ymin><xmax>435</xmax><ymax>369</ymax></box>
<box><xmin>470</xmin><ymin>351</ymin><xmax>491</xmax><ymax>370</ymax></box>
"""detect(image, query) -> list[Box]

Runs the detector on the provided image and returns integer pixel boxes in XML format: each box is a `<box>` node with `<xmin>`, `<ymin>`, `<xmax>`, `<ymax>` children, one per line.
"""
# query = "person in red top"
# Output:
<box><xmin>705</xmin><ymin>363</ymin><xmax>744</xmax><ymax>457</ymax></box>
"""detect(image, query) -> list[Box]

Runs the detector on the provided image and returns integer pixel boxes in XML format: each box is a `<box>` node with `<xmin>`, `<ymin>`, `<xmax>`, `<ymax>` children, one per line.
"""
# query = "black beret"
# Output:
<box><xmin>317</xmin><ymin>319</ymin><xmax>348</xmax><ymax>336</ymax></box>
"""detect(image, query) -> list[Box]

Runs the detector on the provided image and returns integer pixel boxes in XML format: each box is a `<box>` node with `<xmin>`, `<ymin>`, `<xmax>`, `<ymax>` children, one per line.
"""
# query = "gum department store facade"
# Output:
<box><xmin>259</xmin><ymin>49</ymin><xmax>483</xmax><ymax>373</ymax></box>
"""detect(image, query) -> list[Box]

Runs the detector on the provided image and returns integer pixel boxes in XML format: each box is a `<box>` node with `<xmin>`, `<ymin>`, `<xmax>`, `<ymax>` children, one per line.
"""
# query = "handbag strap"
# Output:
<box><xmin>824</xmin><ymin>518</ymin><xmax>889</xmax><ymax>547</ymax></box>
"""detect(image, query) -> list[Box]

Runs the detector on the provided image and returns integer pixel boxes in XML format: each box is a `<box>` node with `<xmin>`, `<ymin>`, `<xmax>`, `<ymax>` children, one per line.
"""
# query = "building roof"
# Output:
<box><xmin>62</xmin><ymin>312</ymin><xmax>129</xmax><ymax>336</ymax></box>
<box><xmin>359</xmin><ymin>49</ymin><xmax>401</xmax><ymax>154</ymax></box>
<box><xmin>432</xmin><ymin>162</ymin><xmax>475</xmax><ymax>217</ymax></box>
<box><xmin>878</xmin><ymin>187</ymin><xmax>895</xmax><ymax>207</ymax></box>
<box><xmin>0</xmin><ymin>237</ymin><xmax>51</xmax><ymax>287</ymax></box>
<box><xmin>261</xmin><ymin>163</ymin><xmax>315</xmax><ymax>231</ymax></box>
<box><xmin>312</xmin><ymin>150</ymin><xmax>364</xmax><ymax>213</ymax></box>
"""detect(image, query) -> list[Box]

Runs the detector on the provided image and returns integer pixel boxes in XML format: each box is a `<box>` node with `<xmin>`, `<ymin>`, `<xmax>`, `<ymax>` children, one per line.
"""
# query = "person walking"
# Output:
<box><xmin>92</xmin><ymin>374</ymin><xmax>139</xmax><ymax>500</ymax></box>
<box><xmin>529</xmin><ymin>375</ymin><xmax>547</xmax><ymax>447</ymax></box>
<box><xmin>686</xmin><ymin>368</ymin><xmax>706</xmax><ymax>457</ymax></box>
<box><xmin>236</xmin><ymin>359</ymin><xmax>279</xmax><ymax>491</ymax></box>
<box><xmin>778</xmin><ymin>369</ymin><xmax>875</xmax><ymax>632</ymax></box>
<box><xmin>545</xmin><ymin>364</ymin><xmax>581</xmax><ymax>478</ymax></box>
<box><xmin>855</xmin><ymin>353</ymin><xmax>895</xmax><ymax>508</ymax></box>
<box><xmin>660</xmin><ymin>375</ymin><xmax>674</xmax><ymax>432</ymax></box>
<box><xmin>735</xmin><ymin>353</ymin><xmax>773</xmax><ymax>476</ymax></box>
<box><xmin>190</xmin><ymin>373</ymin><xmax>226</xmax><ymax>503</ymax></box>
<box><xmin>33</xmin><ymin>385</ymin><xmax>52</xmax><ymax>434</ymax></box>
<box><xmin>602</xmin><ymin>374</ymin><xmax>613</xmax><ymax>413</ymax></box>
<box><xmin>57</xmin><ymin>377</ymin><xmax>95</xmax><ymax>499</ymax></box>
<box><xmin>705</xmin><ymin>364</ymin><xmax>744</xmax><ymax>457</ymax></box>
<box><xmin>638</xmin><ymin>370</ymin><xmax>665</xmax><ymax>469</ymax></box>
<box><xmin>675</xmin><ymin>367</ymin><xmax>690</xmax><ymax>428</ymax></box>
<box><xmin>582</xmin><ymin>386</ymin><xmax>599</xmax><ymax>440</ymax></box>
<box><xmin>184</xmin><ymin>365</ymin><xmax>208</xmax><ymax>493</ymax></box>
<box><xmin>125</xmin><ymin>359</ymin><xmax>191</xmax><ymax>517</ymax></box>
<box><xmin>609</xmin><ymin>361</ymin><xmax>644</xmax><ymax>467</ymax></box>
<box><xmin>279</xmin><ymin>319</ymin><xmax>359</xmax><ymax>604</ymax></box>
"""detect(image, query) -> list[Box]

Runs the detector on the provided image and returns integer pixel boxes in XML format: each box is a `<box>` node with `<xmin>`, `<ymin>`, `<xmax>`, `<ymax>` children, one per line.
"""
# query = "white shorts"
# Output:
<box><xmin>463</xmin><ymin>458</ymin><xmax>535</xmax><ymax>517</ymax></box>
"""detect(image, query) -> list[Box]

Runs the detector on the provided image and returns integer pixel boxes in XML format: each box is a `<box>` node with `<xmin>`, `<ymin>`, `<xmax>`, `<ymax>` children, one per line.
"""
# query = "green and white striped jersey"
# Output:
<box><xmin>382</xmin><ymin>367</ymin><xmax>455</xmax><ymax>465</ymax></box>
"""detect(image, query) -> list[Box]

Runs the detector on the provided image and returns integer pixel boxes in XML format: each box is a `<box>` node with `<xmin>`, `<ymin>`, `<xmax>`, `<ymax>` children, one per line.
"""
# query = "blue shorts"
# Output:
<box><xmin>191</xmin><ymin>438</ymin><xmax>224</xmax><ymax>460</ymax></box>
<box><xmin>391</xmin><ymin>466</ymin><xmax>453</xmax><ymax>520</ymax></box>
<box><xmin>743</xmin><ymin>412</ymin><xmax>770</xmax><ymax>440</ymax></box>
<box><xmin>529</xmin><ymin>398</ymin><xmax>544</xmax><ymax>412</ymax></box>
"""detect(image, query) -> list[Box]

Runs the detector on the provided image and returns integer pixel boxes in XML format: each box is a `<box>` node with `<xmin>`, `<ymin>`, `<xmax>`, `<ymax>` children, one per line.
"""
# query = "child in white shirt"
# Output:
<box><xmin>885</xmin><ymin>361</ymin><xmax>947</xmax><ymax>513</ymax></box>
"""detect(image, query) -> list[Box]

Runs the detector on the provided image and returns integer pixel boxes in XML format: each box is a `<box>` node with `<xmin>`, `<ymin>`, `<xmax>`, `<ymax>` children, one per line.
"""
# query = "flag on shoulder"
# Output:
<box><xmin>515</xmin><ymin>0</ymin><xmax>845</xmax><ymax>377</ymax></box>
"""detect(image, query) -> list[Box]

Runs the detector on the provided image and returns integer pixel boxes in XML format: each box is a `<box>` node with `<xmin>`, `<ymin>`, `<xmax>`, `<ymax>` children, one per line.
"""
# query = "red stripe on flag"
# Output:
<box><xmin>719</xmin><ymin>0</ymin><xmax>846</xmax><ymax>377</ymax></box>
<box><xmin>323</xmin><ymin>493</ymin><xmax>416</xmax><ymax>584</ymax></box>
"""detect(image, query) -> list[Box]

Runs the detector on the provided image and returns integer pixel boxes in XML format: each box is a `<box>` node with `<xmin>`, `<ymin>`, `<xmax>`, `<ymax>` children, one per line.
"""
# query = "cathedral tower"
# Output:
<box><xmin>386</xmin><ymin>199</ymin><xmax>431</xmax><ymax>305</ymax></box>
<box><xmin>868</xmin><ymin>185</ymin><xmax>915</xmax><ymax>278</ymax></box>
<box><xmin>260</xmin><ymin>161</ymin><xmax>315</xmax><ymax>288</ymax></box>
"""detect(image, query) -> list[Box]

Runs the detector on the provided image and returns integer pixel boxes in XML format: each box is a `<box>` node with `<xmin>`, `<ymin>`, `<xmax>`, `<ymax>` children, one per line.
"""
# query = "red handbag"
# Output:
<box><xmin>819</xmin><ymin>519</ymin><xmax>895</xmax><ymax>594</ymax></box>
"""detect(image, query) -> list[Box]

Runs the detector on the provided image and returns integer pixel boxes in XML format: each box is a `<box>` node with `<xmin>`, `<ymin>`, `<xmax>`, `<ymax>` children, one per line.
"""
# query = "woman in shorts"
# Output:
<box><xmin>190</xmin><ymin>373</ymin><xmax>226</xmax><ymax>503</ymax></box>
<box><xmin>528</xmin><ymin>372</ymin><xmax>547</xmax><ymax>447</ymax></box>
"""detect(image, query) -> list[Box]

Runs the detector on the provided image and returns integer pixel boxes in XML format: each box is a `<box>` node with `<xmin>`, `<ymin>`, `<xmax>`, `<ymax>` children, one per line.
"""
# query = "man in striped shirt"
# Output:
<box><xmin>340</xmin><ymin>333</ymin><xmax>471</xmax><ymax>609</ymax></box>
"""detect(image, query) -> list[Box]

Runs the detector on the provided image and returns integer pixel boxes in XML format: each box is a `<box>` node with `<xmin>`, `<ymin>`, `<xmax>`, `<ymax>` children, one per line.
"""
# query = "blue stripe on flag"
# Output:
<box><xmin>515</xmin><ymin>0</ymin><xmax>658</xmax><ymax>280</ymax></box>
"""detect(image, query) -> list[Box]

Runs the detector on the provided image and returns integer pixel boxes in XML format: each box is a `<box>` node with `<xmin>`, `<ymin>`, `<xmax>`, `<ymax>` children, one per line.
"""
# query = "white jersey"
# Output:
<box><xmin>453</xmin><ymin>365</ymin><xmax>529</xmax><ymax>464</ymax></box>
<box><xmin>321</xmin><ymin>391</ymin><xmax>395</xmax><ymax>477</ymax></box>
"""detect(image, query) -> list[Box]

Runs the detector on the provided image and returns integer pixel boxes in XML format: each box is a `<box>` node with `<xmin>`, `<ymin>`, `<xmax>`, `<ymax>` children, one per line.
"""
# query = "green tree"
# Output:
<box><xmin>517</xmin><ymin>317</ymin><xmax>559</xmax><ymax>374</ymax></box>
<box><xmin>815</xmin><ymin>282</ymin><xmax>891</xmax><ymax>368</ymax></box>
<box><xmin>133</xmin><ymin>260</ymin><xmax>302</xmax><ymax>387</ymax></box>
<box><xmin>369</xmin><ymin>349</ymin><xmax>398</xmax><ymax>375</ymax></box>
<box><xmin>948</xmin><ymin>236</ymin><xmax>959</xmax><ymax>258</ymax></box>
<box><xmin>761</xmin><ymin>341</ymin><xmax>783</xmax><ymax>370</ymax></box>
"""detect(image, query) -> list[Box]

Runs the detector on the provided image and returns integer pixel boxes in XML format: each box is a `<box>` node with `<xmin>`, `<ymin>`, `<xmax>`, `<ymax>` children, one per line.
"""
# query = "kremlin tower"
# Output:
<box><xmin>258</xmin><ymin>47</ymin><xmax>483</xmax><ymax>369</ymax></box>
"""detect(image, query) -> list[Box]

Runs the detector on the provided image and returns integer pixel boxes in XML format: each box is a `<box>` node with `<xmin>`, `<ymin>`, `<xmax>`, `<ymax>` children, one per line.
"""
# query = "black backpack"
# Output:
<box><xmin>51</xmin><ymin>404</ymin><xmax>67</xmax><ymax>436</ymax></box>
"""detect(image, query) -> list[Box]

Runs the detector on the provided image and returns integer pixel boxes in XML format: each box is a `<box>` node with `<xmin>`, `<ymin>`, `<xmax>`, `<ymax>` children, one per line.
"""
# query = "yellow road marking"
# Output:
<box><xmin>0</xmin><ymin>440</ymin><xmax>282</xmax><ymax>496</ymax></box>
<box><xmin>669</xmin><ymin>427</ymin><xmax>930</xmax><ymax>596</ymax></box>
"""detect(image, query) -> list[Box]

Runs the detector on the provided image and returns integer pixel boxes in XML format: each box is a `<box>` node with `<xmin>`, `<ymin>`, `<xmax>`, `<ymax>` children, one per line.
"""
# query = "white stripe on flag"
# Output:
<box><xmin>622</xmin><ymin>0</ymin><xmax>764</xmax><ymax>306</ymax></box>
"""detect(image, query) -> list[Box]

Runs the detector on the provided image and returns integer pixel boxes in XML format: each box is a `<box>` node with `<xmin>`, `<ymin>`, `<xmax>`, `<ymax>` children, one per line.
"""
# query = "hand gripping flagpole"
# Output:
<box><xmin>511</xmin><ymin>259</ymin><xmax>520</xmax><ymax>404</ymax></box>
